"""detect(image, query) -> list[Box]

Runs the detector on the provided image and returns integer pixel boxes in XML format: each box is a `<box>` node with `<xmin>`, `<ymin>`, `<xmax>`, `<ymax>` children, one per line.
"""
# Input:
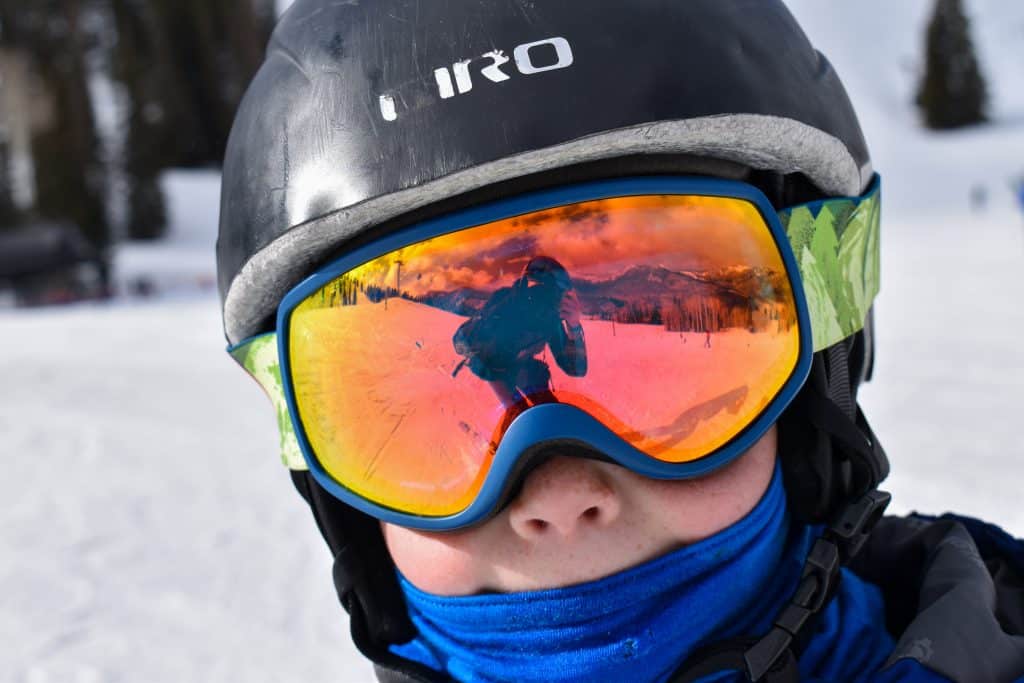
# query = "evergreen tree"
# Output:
<box><xmin>916</xmin><ymin>0</ymin><xmax>988</xmax><ymax>129</ymax></box>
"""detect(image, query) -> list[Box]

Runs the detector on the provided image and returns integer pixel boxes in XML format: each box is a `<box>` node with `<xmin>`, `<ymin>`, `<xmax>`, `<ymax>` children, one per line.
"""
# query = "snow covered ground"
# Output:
<box><xmin>3</xmin><ymin>3</ymin><xmax>1024</xmax><ymax>682</ymax></box>
<box><xmin>111</xmin><ymin>170</ymin><xmax>221</xmax><ymax>298</ymax></box>
<box><xmin>1</xmin><ymin>297</ymin><xmax>374</xmax><ymax>682</ymax></box>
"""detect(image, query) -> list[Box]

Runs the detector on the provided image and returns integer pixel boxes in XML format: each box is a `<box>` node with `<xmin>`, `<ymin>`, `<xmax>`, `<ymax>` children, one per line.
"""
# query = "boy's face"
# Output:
<box><xmin>382</xmin><ymin>426</ymin><xmax>777</xmax><ymax>595</ymax></box>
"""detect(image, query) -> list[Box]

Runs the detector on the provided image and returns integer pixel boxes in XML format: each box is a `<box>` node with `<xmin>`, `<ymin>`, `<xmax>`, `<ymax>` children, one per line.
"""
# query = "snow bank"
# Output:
<box><xmin>111</xmin><ymin>169</ymin><xmax>221</xmax><ymax>299</ymax></box>
<box><xmin>0</xmin><ymin>298</ymin><xmax>375</xmax><ymax>682</ymax></box>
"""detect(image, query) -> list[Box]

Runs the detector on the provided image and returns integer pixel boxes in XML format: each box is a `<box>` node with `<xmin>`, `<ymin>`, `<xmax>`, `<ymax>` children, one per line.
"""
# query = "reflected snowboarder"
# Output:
<box><xmin>452</xmin><ymin>256</ymin><xmax>588</xmax><ymax>412</ymax></box>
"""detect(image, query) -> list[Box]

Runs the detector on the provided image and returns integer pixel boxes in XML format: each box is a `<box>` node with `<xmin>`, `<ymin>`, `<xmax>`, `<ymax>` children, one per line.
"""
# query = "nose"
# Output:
<box><xmin>507</xmin><ymin>456</ymin><xmax>622</xmax><ymax>540</ymax></box>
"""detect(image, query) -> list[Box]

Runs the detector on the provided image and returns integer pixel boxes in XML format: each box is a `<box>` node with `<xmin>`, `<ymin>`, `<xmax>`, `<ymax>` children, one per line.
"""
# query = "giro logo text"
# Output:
<box><xmin>378</xmin><ymin>37</ymin><xmax>574</xmax><ymax>122</ymax></box>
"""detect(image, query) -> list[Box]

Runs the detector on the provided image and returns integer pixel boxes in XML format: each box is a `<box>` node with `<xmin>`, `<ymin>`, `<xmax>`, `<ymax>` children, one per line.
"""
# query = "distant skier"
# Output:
<box><xmin>704</xmin><ymin>329</ymin><xmax>712</xmax><ymax>349</ymax></box>
<box><xmin>969</xmin><ymin>184</ymin><xmax>987</xmax><ymax>212</ymax></box>
<box><xmin>452</xmin><ymin>256</ymin><xmax>587</xmax><ymax>411</ymax></box>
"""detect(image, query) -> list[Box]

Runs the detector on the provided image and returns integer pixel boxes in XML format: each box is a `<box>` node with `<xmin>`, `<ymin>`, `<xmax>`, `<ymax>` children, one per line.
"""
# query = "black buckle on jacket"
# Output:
<box><xmin>743</xmin><ymin>488</ymin><xmax>890</xmax><ymax>681</ymax></box>
<box><xmin>672</xmin><ymin>488</ymin><xmax>890</xmax><ymax>682</ymax></box>
<box><xmin>827</xmin><ymin>489</ymin><xmax>891</xmax><ymax>560</ymax></box>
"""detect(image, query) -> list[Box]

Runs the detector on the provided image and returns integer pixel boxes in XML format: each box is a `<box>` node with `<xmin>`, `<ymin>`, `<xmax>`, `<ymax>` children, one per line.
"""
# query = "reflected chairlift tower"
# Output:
<box><xmin>396</xmin><ymin>260</ymin><xmax>403</xmax><ymax>303</ymax></box>
<box><xmin>384</xmin><ymin>260</ymin><xmax>404</xmax><ymax>311</ymax></box>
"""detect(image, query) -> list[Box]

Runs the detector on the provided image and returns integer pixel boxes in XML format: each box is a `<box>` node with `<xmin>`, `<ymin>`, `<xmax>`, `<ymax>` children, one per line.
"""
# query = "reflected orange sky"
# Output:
<box><xmin>345</xmin><ymin>195</ymin><xmax>781</xmax><ymax>298</ymax></box>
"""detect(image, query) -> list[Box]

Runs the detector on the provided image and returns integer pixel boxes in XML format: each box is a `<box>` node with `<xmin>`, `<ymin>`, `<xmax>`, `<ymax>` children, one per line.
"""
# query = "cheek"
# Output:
<box><xmin>643</xmin><ymin>427</ymin><xmax>778</xmax><ymax>542</ymax></box>
<box><xmin>381</xmin><ymin>522</ymin><xmax>487</xmax><ymax>596</ymax></box>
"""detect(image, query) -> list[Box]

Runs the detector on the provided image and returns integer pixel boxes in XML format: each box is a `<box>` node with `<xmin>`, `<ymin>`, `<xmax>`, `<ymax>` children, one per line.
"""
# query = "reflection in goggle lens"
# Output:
<box><xmin>288</xmin><ymin>194</ymin><xmax>800</xmax><ymax>517</ymax></box>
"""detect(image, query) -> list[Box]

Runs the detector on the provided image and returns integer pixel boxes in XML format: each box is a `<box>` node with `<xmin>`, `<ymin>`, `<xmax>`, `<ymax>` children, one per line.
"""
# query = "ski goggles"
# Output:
<box><xmin>230</xmin><ymin>176</ymin><xmax>881</xmax><ymax>530</ymax></box>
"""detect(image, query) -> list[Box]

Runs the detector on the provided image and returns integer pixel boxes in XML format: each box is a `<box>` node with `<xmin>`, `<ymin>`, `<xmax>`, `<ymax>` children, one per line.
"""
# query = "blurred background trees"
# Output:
<box><xmin>0</xmin><ymin>4</ymin><xmax>108</xmax><ymax>246</ymax></box>
<box><xmin>110</xmin><ymin>0</ymin><xmax>274</xmax><ymax>238</ymax></box>
<box><xmin>0</xmin><ymin>0</ymin><xmax>1000</xmax><ymax>251</ymax></box>
<box><xmin>0</xmin><ymin>0</ymin><xmax>273</xmax><ymax>246</ymax></box>
<box><xmin>916</xmin><ymin>0</ymin><xmax>988</xmax><ymax>129</ymax></box>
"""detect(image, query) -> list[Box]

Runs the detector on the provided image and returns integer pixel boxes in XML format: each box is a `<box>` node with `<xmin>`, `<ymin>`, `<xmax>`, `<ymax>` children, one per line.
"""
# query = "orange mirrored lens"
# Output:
<box><xmin>289</xmin><ymin>194</ymin><xmax>799</xmax><ymax>516</ymax></box>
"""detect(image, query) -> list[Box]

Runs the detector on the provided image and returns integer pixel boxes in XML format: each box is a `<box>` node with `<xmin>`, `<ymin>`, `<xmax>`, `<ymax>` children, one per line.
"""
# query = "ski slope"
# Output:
<box><xmin>3</xmin><ymin>3</ymin><xmax>1024</xmax><ymax>681</ymax></box>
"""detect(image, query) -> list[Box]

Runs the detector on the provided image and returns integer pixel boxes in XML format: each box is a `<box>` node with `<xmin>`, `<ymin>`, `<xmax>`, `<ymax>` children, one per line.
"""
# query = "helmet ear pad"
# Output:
<box><xmin>778</xmin><ymin>355</ymin><xmax>843</xmax><ymax>524</ymax></box>
<box><xmin>289</xmin><ymin>469</ymin><xmax>416</xmax><ymax>646</ymax></box>
<box><xmin>778</xmin><ymin>321</ymin><xmax>887</xmax><ymax>525</ymax></box>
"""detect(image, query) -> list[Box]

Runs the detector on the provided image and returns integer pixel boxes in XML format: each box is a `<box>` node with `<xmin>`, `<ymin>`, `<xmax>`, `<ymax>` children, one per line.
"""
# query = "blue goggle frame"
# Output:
<box><xmin>263</xmin><ymin>176</ymin><xmax>832</xmax><ymax>530</ymax></box>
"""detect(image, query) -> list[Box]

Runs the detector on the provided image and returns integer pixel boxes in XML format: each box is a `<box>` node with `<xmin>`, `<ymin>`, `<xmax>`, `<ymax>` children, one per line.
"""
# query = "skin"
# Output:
<box><xmin>382</xmin><ymin>425</ymin><xmax>778</xmax><ymax>596</ymax></box>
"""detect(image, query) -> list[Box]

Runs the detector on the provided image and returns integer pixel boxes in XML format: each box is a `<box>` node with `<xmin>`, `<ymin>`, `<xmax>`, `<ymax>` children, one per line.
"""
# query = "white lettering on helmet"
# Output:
<box><xmin>513</xmin><ymin>37</ymin><xmax>574</xmax><ymax>75</ymax></box>
<box><xmin>451</xmin><ymin>59</ymin><xmax>474</xmax><ymax>94</ymax></box>
<box><xmin>378</xmin><ymin>95</ymin><xmax>398</xmax><ymax>121</ymax></box>
<box><xmin>380</xmin><ymin>37</ymin><xmax>574</xmax><ymax>121</ymax></box>
<box><xmin>480</xmin><ymin>50</ymin><xmax>512</xmax><ymax>82</ymax></box>
<box><xmin>433</xmin><ymin>67</ymin><xmax>456</xmax><ymax>99</ymax></box>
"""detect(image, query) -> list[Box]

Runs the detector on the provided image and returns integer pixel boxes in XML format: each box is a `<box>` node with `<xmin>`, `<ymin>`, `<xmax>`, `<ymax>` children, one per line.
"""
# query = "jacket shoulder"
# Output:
<box><xmin>851</xmin><ymin>514</ymin><xmax>1024</xmax><ymax>683</ymax></box>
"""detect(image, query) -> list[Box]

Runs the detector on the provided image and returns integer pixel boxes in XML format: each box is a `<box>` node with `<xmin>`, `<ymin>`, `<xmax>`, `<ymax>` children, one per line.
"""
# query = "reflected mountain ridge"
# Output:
<box><xmin>409</xmin><ymin>264</ymin><xmax>788</xmax><ymax>321</ymax></box>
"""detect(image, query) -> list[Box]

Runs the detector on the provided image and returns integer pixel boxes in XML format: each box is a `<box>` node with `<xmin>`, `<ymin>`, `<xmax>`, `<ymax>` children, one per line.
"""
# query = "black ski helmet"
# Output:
<box><xmin>217</xmin><ymin>0</ymin><xmax>874</xmax><ymax>346</ymax></box>
<box><xmin>218</xmin><ymin>1</ymin><xmax>889</xmax><ymax>679</ymax></box>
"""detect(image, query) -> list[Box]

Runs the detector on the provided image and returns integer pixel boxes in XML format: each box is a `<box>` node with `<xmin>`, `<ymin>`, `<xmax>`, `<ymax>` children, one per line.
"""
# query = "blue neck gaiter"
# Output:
<box><xmin>391</xmin><ymin>465</ymin><xmax>893</xmax><ymax>682</ymax></box>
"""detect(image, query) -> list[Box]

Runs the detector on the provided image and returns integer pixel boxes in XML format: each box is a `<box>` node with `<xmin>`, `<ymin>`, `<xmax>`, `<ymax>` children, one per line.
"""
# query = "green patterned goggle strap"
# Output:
<box><xmin>228</xmin><ymin>333</ymin><xmax>308</xmax><ymax>470</ymax></box>
<box><xmin>781</xmin><ymin>176</ymin><xmax>881</xmax><ymax>352</ymax></box>
<box><xmin>228</xmin><ymin>178</ymin><xmax>881</xmax><ymax>469</ymax></box>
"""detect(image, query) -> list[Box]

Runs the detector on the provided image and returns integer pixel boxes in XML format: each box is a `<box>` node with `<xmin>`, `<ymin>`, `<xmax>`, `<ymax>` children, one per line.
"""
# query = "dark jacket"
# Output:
<box><xmin>847</xmin><ymin>514</ymin><xmax>1024</xmax><ymax>682</ymax></box>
